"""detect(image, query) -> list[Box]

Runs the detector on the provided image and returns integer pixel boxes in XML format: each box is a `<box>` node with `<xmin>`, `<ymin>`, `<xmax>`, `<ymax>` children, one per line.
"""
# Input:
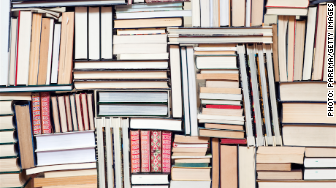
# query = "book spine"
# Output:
<box><xmin>31</xmin><ymin>93</ymin><xmax>41</xmax><ymax>134</ymax></box>
<box><xmin>130</xmin><ymin>130</ymin><xmax>140</xmax><ymax>173</ymax></box>
<box><xmin>220</xmin><ymin>138</ymin><xmax>247</xmax><ymax>145</ymax></box>
<box><xmin>206</xmin><ymin>104</ymin><xmax>241</xmax><ymax>109</ymax></box>
<box><xmin>141</xmin><ymin>130</ymin><xmax>150</xmax><ymax>172</ymax></box>
<box><xmin>162</xmin><ymin>131</ymin><xmax>172</xmax><ymax>173</ymax></box>
<box><xmin>150</xmin><ymin>130</ymin><xmax>162</xmax><ymax>172</ymax></box>
<box><xmin>40</xmin><ymin>92</ymin><xmax>52</xmax><ymax>134</ymax></box>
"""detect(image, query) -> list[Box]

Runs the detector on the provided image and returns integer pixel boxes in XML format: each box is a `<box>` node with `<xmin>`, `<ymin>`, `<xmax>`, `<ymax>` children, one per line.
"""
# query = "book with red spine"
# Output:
<box><xmin>206</xmin><ymin>105</ymin><xmax>241</xmax><ymax>109</ymax></box>
<box><xmin>40</xmin><ymin>92</ymin><xmax>52</xmax><ymax>133</ymax></box>
<box><xmin>141</xmin><ymin>130</ymin><xmax>150</xmax><ymax>172</ymax></box>
<box><xmin>162</xmin><ymin>131</ymin><xmax>172</xmax><ymax>173</ymax></box>
<box><xmin>130</xmin><ymin>130</ymin><xmax>140</xmax><ymax>173</ymax></box>
<box><xmin>220</xmin><ymin>138</ymin><xmax>247</xmax><ymax>145</ymax></box>
<box><xmin>150</xmin><ymin>130</ymin><xmax>162</xmax><ymax>172</ymax></box>
<box><xmin>31</xmin><ymin>92</ymin><xmax>41</xmax><ymax>134</ymax></box>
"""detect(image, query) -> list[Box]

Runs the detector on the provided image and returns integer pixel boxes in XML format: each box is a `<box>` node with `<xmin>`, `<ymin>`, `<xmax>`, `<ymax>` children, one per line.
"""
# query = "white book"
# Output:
<box><xmin>116</xmin><ymin>10</ymin><xmax>191</xmax><ymax>19</ymax></box>
<box><xmin>74</xmin><ymin>61</ymin><xmax>168</xmax><ymax>69</ymax></box>
<box><xmin>50</xmin><ymin>23</ymin><xmax>61</xmax><ymax>84</ymax></box>
<box><xmin>9</xmin><ymin>18</ymin><xmax>18</xmax><ymax>86</ymax></box>
<box><xmin>191</xmin><ymin>0</ymin><xmax>201</xmax><ymax>27</ymax></box>
<box><xmin>122</xmin><ymin>118</ymin><xmax>131</xmax><ymax>188</ymax></box>
<box><xmin>17</xmin><ymin>11</ymin><xmax>32</xmax><ymax>86</ymax></box>
<box><xmin>171</xmin><ymin>181</ymin><xmax>210</xmax><ymax>188</ymax></box>
<box><xmin>75</xmin><ymin>7</ymin><xmax>88</xmax><ymax>59</ymax></box>
<box><xmin>198</xmin><ymin>114</ymin><xmax>244</xmax><ymax>121</ymax></box>
<box><xmin>113</xmin><ymin>44</ymin><xmax>167</xmax><ymax>54</ymax></box>
<box><xmin>69</xmin><ymin>94</ymin><xmax>78</xmax><ymax>131</ymax></box>
<box><xmin>101</xmin><ymin>7</ymin><xmax>113</xmax><ymax>59</ymax></box>
<box><xmin>196</xmin><ymin>56</ymin><xmax>237</xmax><ymax>69</ymax></box>
<box><xmin>105</xmin><ymin>118</ymin><xmax>114</xmax><ymax>188</ymax></box>
<box><xmin>201</xmin><ymin>99</ymin><xmax>241</xmax><ymax>105</ymax></box>
<box><xmin>113</xmin><ymin>34</ymin><xmax>167</xmax><ymax>44</ymax></box>
<box><xmin>46</xmin><ymin>19</ymin><xmax>54</xmax><ymax>85</ymax></box>
<box><xmin>113</xmin><ymin>118</ymin><xmax>122</xmax><ymax>188</ymax></box>
<box><xmin>26</xmin><ymin>162</ymin><xmax>96</xmax><ymax>175</ymax></box>
<box><xmin>304</xmin><ymin>169</ymin><xmax>336</xmax><ymax>180</ymax></box>
<box><xmin>237</xmin><ymin>45</ymin><xmax>255</xmax><ymax>146</ymax></box>
<box><xmin>89</xmin><ymin>7</ymin><xmax>100</xmax><ymax>60</ymax></box>
<box><xmin>117</xmin><ymin>53</ymin><xmax>169</xmax><ymax>60</ymax></box>
<box><xmin>186</xmin><ymin>47</ymin><xmax>198</xmax><ymax>136</ymax></box>
<box><xmin>169</xmin><ymin>45</ymin><xmax>182</xmax><ymax>118</ymax></box>
<box><xmin>96</xmin><ymin>118</ymin><xmax>106</xmax><ymax>188</ymax></box>
<box><xmin>0</xmin><ymin>0</ymin><xmax>11</xmax><ymax>86</ymax></box>
<box><xmin>239</xmin><ymin>146</ymin><xmax>256</xmax><ymax>188</ymax></box>
<box><xmin>302</xmin><ymin>7</ymin><xmax>317</xmax><ymax>80</ymax></box>
<box><xmin>245</xmin><ymin>0</ymin><xmax>251</xmax><ymax>27</ymax></box>
<box><xmin>200</xmin><ymin>0</ymin><xmax>210</xmax><ymax>27</ymax></box>
<box><xmin>130</xmin><ymin>118</ymin><xmax>182</xmax><ymax>131</ymax></box>
<box><xmin>219</xmin><ymin>0</ymin><xmax>229</xmax><ymax>26</ymax></box>
<box><xmin>199</xmin><ymin>93</ymin><xmax>242</xmax><ymax>100</ymax></box>
<box><xmin>181</xmin><ymin>47</ymin><xmax>191</xmax><ymax>135</ymax></box>
<box><xmin>304</xmin><ymin>158</ymin><xmax>336</xmax><ymax>168</ymax></box>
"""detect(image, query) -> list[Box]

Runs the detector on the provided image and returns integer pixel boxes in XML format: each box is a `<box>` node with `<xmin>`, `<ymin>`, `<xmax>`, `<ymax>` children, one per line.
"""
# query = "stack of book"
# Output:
<box><xmin>280</xmin><ymin>82</ymin><xmax>336</xmax><ymax>147</ymax></box>
<box><xmin>1</xmin><ymin>9</ymin><xmax>74</xmax><ymax>91</ymax></box>
<box><xmin>256</xmin><ymin>147</ymin><xmax>304</xmax><ymax>181</ymax></box>
<box><xmin>304</xmin><ymin>148</ymin><xmax>336</xmax><ymax>180</ymax></box>
<box><xmin>195</xmin><ymin>44</ymin><xmax>245</xmax><ymax>139</ymax></box>
<box><xmin>32</xmin><ymin>131</ymin><xmax>97</xmax><ymax>187</ymax></box>
<box><xmin>170</xmin><ymin>135</ymin><xmax>211</xmax><ymax>188</ymax></box>
<box><xmin>96</xmin><ymin>91</ymin><xmax>169</xmax><ymax>117</ymax></box>
<box><xmin>130</xmin><ymin>130</ymin><xmax>171</xmax><ymax>187</ymax></box>
<box><xmin>0</xmin><ymin>99</ymin><xmax>31</xmax><ymax>188</ymax></box>
<box><xmin>265</xmin><ymin>0</ymin><xmax>309</xmax><ymax>15</ymax></box>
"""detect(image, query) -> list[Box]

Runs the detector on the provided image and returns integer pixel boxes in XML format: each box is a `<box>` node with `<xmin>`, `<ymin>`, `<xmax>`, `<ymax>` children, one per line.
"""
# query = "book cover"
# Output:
<box><xmin>162</xmin><ymin>131</ymin><xmax>172</xmax><ymax>173</ymax></box>
<box><xmin>40</xmin><ymin>92</ymin><xmax>52</xmax><ymax>134</ymax></box>
<box><xmin>150</xmin><ymin>130</ymin><xmax>162</xmax><ymax>172</ymax></box>
<box><xmin>141</xmin><ymin>130</ymin><xmax>150</xmax><ymax>172</ymax></box>
<box><xmin>130</xmin><ymin>130</ymin><xmax>140</xmax><ymax>173</ymax></box>
<box><xmin>31</xmin><ymin>92</ymin><xmax>41</xmax><ymax>134</ymax></box>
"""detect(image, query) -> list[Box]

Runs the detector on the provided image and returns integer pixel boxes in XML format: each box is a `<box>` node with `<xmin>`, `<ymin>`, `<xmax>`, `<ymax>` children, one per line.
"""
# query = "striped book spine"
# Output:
<box><xmin>130</xmin><ymin>130</ymin><xmax>140</xmax><ymax>173</ymax></box>
<box><xmin>32</xmin><ymin>93</ymin><xmax>41</xmax><ymax>134</ymax></box>
<box><xmin>162</xmin><ymin>131</ymin><xmax>172</xmax><ymax>173</ymax></box>
<box><xmin>150</xmin><ymin>130</ymin><xmax>162</xmax><ymax>172</ymax></box>
<box><xmin>141</xmin><ymin>130</ymin><xmax>150</xmax><ymax>172</ymax></box>
<box><xmin>40</xmin><ymin>92</ymin><xmax>52</xmax><ymax>133</ymax></box>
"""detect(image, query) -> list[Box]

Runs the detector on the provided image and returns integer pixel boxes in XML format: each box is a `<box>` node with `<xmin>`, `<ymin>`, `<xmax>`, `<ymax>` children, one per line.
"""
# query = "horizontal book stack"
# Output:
<box><xmin>304</xmin><ymin>148</ymin><xmax>336</xmax><ymax>180</ymax></box>
<box><xmin>1</xmin><ymin>9</ymin><xmax>74</xmax><ymax>92</ymax></box>
<box><xmin>170</xmin><ymin>135</ymin><xmax>211</xmax><ymax>188</ymax></box>
<box><xmin>257</xmin><ymin>147</ymin><xmax>304</xmax><ymax>181</ymax></box>
<box><xmin>0</xmin><ymin>99</ymin><xmax>31</xmax><ymax>188</ymax></box>
<box><xmin>279</xmin><ymin>82</ymin><xmax>336</xmax><ymax>147</ymax></box>
<box><xmin>130</xmin><ymin>130</ymin><xmax>171</xmax><ymax>187</ymax></box>
<box><xmin>96</xmin><ymin>91</ymin><xmax>169</xmax><ymax>117</ymax></box>
<box><xmin>195</xmin><ymin>44</ymin><xmax>245</xmax><ymax>140</ymax></box>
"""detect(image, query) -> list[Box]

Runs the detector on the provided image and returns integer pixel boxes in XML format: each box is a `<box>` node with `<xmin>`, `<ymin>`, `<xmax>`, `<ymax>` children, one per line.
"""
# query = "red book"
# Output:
<box><xmin>206</xmin><ymin>105</ymin><xmax>241</xmax><ymax>109</ymax></box>
<box><xmin>150</xmin><ymin>130</ymin><xmax>161</xmax><ymax>172</ymax></box>
<box><xmin>162</xmin><ymin>131</ymin><xmax>172</xmax><ymax>173</ymax></box>
<box><xmin>141</xmin><ymin>130</ymin><xmax>150</xmax><ymax>172</ymax></box>
<box><xmin>220</xmin><ymin>138</ymin><xmax>247</xmax><ymax>145</ymax></box>
<box><xmin>40</xmin><ymin>92</ymin><xmax>52</xmax><ymax>134</ymax></box>
<box><xmin>31</xmin><ymin>93</ymin><xmax>41</xmax><ymax>134</ymax></box>
<box><xmin>130</xmin><ymin>130</ymin><xmax>140</xmax><ymax>173</ymax></box>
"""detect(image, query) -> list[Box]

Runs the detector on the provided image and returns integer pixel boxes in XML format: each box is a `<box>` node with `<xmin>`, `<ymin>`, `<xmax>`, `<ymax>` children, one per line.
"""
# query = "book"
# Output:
<box><xmin>238</xmin><ymin>146</ymin><xmax>256</xmax><ymax>188</ymax></box>
<box><xmin>283</xmin><ymin>125</ymin><xmax>336</xmax><ymax>147</ymax></box>
<box><xmin>34</xmin><ymin>175</ymin><xmax>97</xmax><ymax>187</ymax></box>
<box><xmin>196</xmin><ymin>56</ymin><xmax>237</xmax><ymax>69</ymax></box>
<box><xmin>113</xmin><ymin>44</ymin><xmax>167</xmax><ymax>54</ymax></box>
<box><xmin>114</xmin><ymin>18</ymin><xmax>182</xmax><ymax>28</ymax></box>
<box><xmin>280</xmin><ymin>82</ymin><xmax>333</xmax><ymax>101</ymax></box>
<box><xmin>231</xmin><ymin>0</ymin><xmax>245</xmax><ymax>26</ymax></box>
<box><xmin>304</xmin><ymin>158</ymin><xmax>336</xmax><ymax>168</ymax></box>
<box><xmin>0</xmin><ymin>173</ymin><xmax>29</xmax><ymax>188</ymax></box>
<box><xmin>58</xmin><ymin>95</ymin><xmax>68</xmax><ymax>132</ymax></box>
<box><xmin>116</xmin><ymin>10</ymin><xmax>191</xmax><ymax>19</ymax></box>
<box><xmin>0</xmin><ymin>131</ymin><xmax>16</xmax><ymax>144</ymax></box>
<box><xmin>87</xmin><ymin>94</ymin><xmax>94</xmax><ymax>130</ymax></box>
<box><xmin>101</xmin><ymin>6</ymin><xmax>113</xmax><ymax>59</ymax></box>
<box><xmin>88</xmin><ymin>7</ymin><xmax>100</xmax><ymax>60</ymax></box>
<box><xmin>0</xmin><ymin>116</ymin><xmax>15</xmax><ymax>131</ymax></box>
<box><xmin>81</xmin><ymin>93</ymin><xmax>89</xmax><ymax>130</ymax></box>
<box><xmin>131</xmin><ymin>174</ymin><xmax>169</xmax><ymax>184</ymax></box>
<box><xmin>256</xmin><ymin>163</ymin><xmax>291</xmax><ymax>171</ymax></box>
<box><xmin>286</xmin><ymin>16</ymin><xmax>295</xmax><ymax>81</ymax></box>
<box><xmin>278</xmin><ymin>15</ymin><xmax>288</xmax><ymax>82</ymax></box>
<box><xmin>122</xmin><ymin>118</ymin><xmax>131</xmax><ymax>188</ymax></box>
<box><xmin>75</xmin><ymin>94</ymin><xmax>84</xmax><ymax>131</ymax></box>
<box><xmin>40</xmin><ymin>92</ymin><xmax>52</xmax><ymax>133</ymax></box>
<box><xmin>12</xmin><ymin>1</ymin><xmax>126</xmax><ymax>8</ymax></box>
<box><xmin>251</xmin><ymin>0</ymin><xmax>264</xmax><ymax>26</ymax></box>
<box><xmin>171</xmin><ymin>167</ymin><xmax>211</xmax><ymax>181</ymax></box>
<box><xmin>169</xmin><ymin>45</ymin><xmax>182</xmax><ymax>118</ymax></box>
<box><xmin>64</xmin><ymin>95</ymin><xmax>73</xmax><ymax>131</ymax></box>
<box><xmin>211</xmin><ymin>138</ymin><xmax>219</xmax><ymax>188</ymax></box>
<box><xmin>162</xmin><ymin>131</ymin><xmax>172</xmax><ymax>173</ymax></box>
<box><xmin>26</xmin><ymin>162</ymin><xmax>96</xmax><ymax>175</ymax></box>
<box><xmin>99</xmin><ymin>104</ymin><xmax>167</xmax><ymax>116</ymax></box>
<box><xmin>305</xmin><ymin>148</ymin><xmax>336</xmax><ymax>158</ymax></box>
<box><xmin>266</xmin><ymin>8</ymin><xmax>308</xmax><ymax>15</ymax></box>
<box><xmin>70</xmin><ymin>94</ymin><xmax>78</xmax><ymax>131</ymax></box>
<box><xmin>150</xmin><ymin>130</ymin><xmax>162</xmax><ymax>172</ymax></box>
<box><xmin>74</xmin><ymin>61</ymin><xmax>168</xmax><ymax>70</ymax></box>
<box><xmin>266</xmin><ymin>0</ymin><xmax>309</xmax><ymax>8</ymax></box>
<box><xmin>258</xmin><ymin>182</ymin><xmax>336</xmax><ymax>188</ymax></box>
<box><xmin>38</xmin><ymin>18</ymin><xmax>53</xmax><ymax>85</ymax></box>
<box><xmin>28</xmin><ymin>13</ymin><xmax>42</xmax><ymax>85</ymax></box>
<box><xmin>130</xmin><ymin>130</ymin><xmax>140</xmax><ymax>173</ymax></box>
<box><xmin>0</xmin><ymin>0</ymin><xmax>11</xmax><ymax>86</ymax></box>
<box><xmin>200</xmin><ymin>0</ymin><xmax>210</xmax><ymax>27</ymax></box>
<box><xmin>44</xmin><ymin>169</ymin><xmax>97</xmax><ymax>178</ymax></box>
<box><xmin>130</xmin><ymin>118</ymin><xmax>181</xmax><ymax>131</ymax></box>
<box><xmin>14</xmin><ymin>103</ymin><xmax>35</xmax><ymax>169</ymax></box>
<box><xmin>50</xmin><ymin>23</ymin><xmax>60</xmax><ymax>84</ymax></box>
<box><xmin>74</xmin><ymin>7</ymin><xmax>87</xmax><ymax>60</ymax></box>
<box><xmin>170</xmin><ymin>181</ymin><xmax>211</xmax><ymax>188</ymax></box>
<box><xmin>140</xmin><ymin>130</ymin><xmax>150</xmax><ymax>172</ymax></box>
<box><xmin>220</xmin><ymin>145</ymin><xmax>237</xmax><ymax>188</ymax></box>
<box><xmin>8</xmin><ymin>18</ymin><xmax>18</xmax><ymax>86</ymax></box>
<box><xmin>32</xmin><ymin>92</ymin><xmax>41</xmax><ymax>134</ymax></box>
<box><xmin>114</xmin><ymin>35</ymin><xmax>167</xmax><ymax>44</ymax></box>
<box><xmin>304</xmin><ymin>169</ymin><xmax>336</xmax><ymax>180</ymax></box>
<box><xmin>180</xmin><ymin>47</ymin><xmax>190</xmax><ymax>134</ymax></box>
<box><xmin>51</xmin><ymin>96</ymin><xmax>61</xmax><ymax>133</ymax></box>
<box><xmin>0</xmin><ymin>158</ymin><xmax>20</xmax><ymax>172</ymax></box>
<box><xmin>257</xmin><ymin>170</ymin><xmax>302</xmax><ymax>180</ymax></box>
<box><xmin>293</xmin><ymin>20</ymin><xmax>306</xmax><ymax>81</ymax></box>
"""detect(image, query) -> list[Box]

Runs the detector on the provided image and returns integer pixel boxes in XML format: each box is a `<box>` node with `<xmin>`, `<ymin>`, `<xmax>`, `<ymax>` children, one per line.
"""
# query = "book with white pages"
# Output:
<box><xmin>200</xmin><ymin>0</ymin><xmax>210</xmax><ymax>27</ymax></box>
<box><xmin>198</xmin><ymin>119</ymin><xmax>244</xmax><ymax>125</ymax></box>
<box><xmin>74</xmin><ymin>61</ymin><xmax>168</xmax><ymax>70</ymax></box>
<box><xmin>181</xmin><ymin>47</ymin><xmax>191</xmax><ymax>135</ymax></box>
<box><xmin>201</xmin><ymin>70</ymin><xmax>239</xmax><ymax>74</ymax></box>
<box><xmin>304</xmin><ymin>169</ymin><xmax>336</xmax><ymax>180</ymax></box>
<box><xmin>9</xmin><ymin>18</ymin><xmax>18</xmax><ymax>86</ymax></box>
<box><xmin>12</xmin><ymin>1</ymin><xmax>127</xmax><ymax>8</ymax></box>
<box><xmin>113</xmin><ymin>44</ymin><xmax>167</xmax><ymax>54</ymax></box>
<box><xmin>75</xmin><ymin>7</ymin><xmax>88</xmax><ymax>60</ymax></box>
<box><xmin>122</xmin><ymin>118</ymin><xmax>131</xmax><ymax>188</ymax></box>
<box><xmin>115</xmin><ymin>10</ymin><xmax>191</xmax><ymax>19</ymax></box>
<box><xmin>0</xmin><ymin>0</ymin><xmax>11</xmax><ymax>86</ymax></box>
<box><xmin>101</xmin><ymin>7</ymin><xmax>113</xmax><ymax>59</ymax></box>
<box><xmin>104</xmin><ymin>117</ymin><xmax>114</xmax><ymax>188</ymax></box>
<box><xmin>26</xmin><ymin>162</ymin><xmax>97</xmax><ymax>175</ymax></box>
<box><xmin>45</xmin><ymin>19</ymin><xmax>54</xmax><ymax>85</ymax></box>
<box><xmin>88</xmin><ymin>7</ymin><xmax>100</xmax><ymax>60</ymax></box>
<box><xmin>237</xmin><ymin>45</ymin><xmax>255</xmax><ymax>146</ymax></box>
<box><xmin>199</xmin><ymin>93</ymin><xmax>242</xmax><ymax>100</ymax></box>
<box><xmin>130</xmin><ymin>118</ymin><xmax>182</xmax><ymax>131</ymax></box>
<box><xmin>113</xmin><ymin>34</ymin><xmax>167</xmax><ymax>44</ymax></box>
<box><xmin>201</xmin><ymin>99</ymin><xmax>241</xmax><ymax>105</ymax></box>
<box><xmin>169</xmin><ymin>45</ymin><xmax>182</xmax><ymax>118</ymax></box>
<box><xmin>96</xmin><ymin>118</ymin><xmax>105</xmax><ymax>188</ymax></box>
<box><xmin>112</xmin><ymin>117</ymin><xmax>123</xmax><ymax>188</ymax></box>
<box><xmin>196</xmin><ymin>56</ymin><xmax>237</xmax><ymax>69</ymax></box>
<box><xmin>117</xmin><ymin>53</ymin><xmax>169</xmax><ymax>60</ymax></box>
<box><xmin>304</xmin><ymin>158</ymin><xmax>336</xmax><ymax>168</ymax></box>
<box><xmin>50</xmin><ymin>23</ymin><xmax>61</xmax><ymax>84</ymax></box>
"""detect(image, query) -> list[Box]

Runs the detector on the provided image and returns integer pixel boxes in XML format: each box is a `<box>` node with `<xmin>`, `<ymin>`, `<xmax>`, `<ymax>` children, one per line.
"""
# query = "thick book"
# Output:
<box><xmin>162</xmin><ymin>131</ymin><xmax>172</xmax><ymax>173</ymax></box>
<box><xmin>141</xmin><ymin>130</ymin><xmax>150</xmax><ymax>172</ymax></box>
<box><xmin>74</xmin><ymin>7</ymin><xmax>87</xmax><ymax>60</ymax></box>
<box><xmin>150</xmin><ymin>130</ymin><xmax>162</xmax><ymax>172</ymax></box>
<box><xmin>221</xmin><ymin>145</ymin><xmax>237</xmax><ymax>188</ymax></box>
<box><xmin>32</xmin><ymin>92</ymin><xmax>41</xmax><ymax>134</ymax></box>
<box><xmin>211</xmin><ymin>138</ymin><xmax>219</xmax><ymax>188</ymax></box>
<box><xmin>28</xmin><ymin>13</ymin><xmax>42</xmax><ymax>85</ymax></box>
<box><xmin>130</xmin><ymin>130</ymin><xmax>140</xmax><ymax>173</ymax></box>
<box><xmin>169</xmin><ymin>45</ymin><xmax>182</xmax><ymax>118</ymax></box>
<box><xmin>40</xmin><ymin>92</ymin><xmax>52</xmax><ymax>134</ymax></box>
<box><xmin>239</xmin><ymin>146</ymin><xmax>256</xmax><ymax>188</ymax></box>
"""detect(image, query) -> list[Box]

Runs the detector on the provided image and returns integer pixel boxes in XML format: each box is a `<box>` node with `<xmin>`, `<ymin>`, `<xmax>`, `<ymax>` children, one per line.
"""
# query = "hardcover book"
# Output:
<box><xmin>150</xmin><ymin>130</ymin><xmax>162</xmax><ymax>172</ymax></box>
<box><xmin>130</xmin><ymin>130</ymin><xmax>140</xmax><ymax>173</ymax></box>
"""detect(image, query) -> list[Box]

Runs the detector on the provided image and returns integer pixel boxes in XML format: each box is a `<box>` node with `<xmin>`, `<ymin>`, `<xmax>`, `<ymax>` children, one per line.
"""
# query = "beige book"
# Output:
<box><xmin>212</xmin><ymin>138</ymin><xmax>219</xmax><ymax>188</ymax></box>
<box><xmin>293</xmin><ymin>20</ymin><xmax>306</xmax><ymax>81</ymax></box>
<box><xmin>197</xmin><ymin>73</ymin><xmax>239</xmax><ymax>81</ymax></box>
<box><xmin>312</xmin><ymin>5</ymin><xmax>327</xmax><ymax>80</ymax></box>
<box><xmin>38</xmin><ymin>18</ymin><xmax>51</xmax><ymax>85</ymax></box>
<box><xmin>278</xmin><ymin>16</ymin><xmax>288</xmax><ymax>82</ymax></box>
<box><xmin>64</xmin><ymin>95</ymin><xmax>72</xmax><ymax>131</ymax></box>
<box><xmin>259</xmin><ymin>182</ymin><xmax>336</xmax><ymax>188</ymax></box>
<box><xmin>200</xmin><ymin>87</ymin><xmax>241</xmax><ymax>94</ymax></box>
<box><xmin>194</xmin><ymin>51</ymin><xmax>236</xmax><ymax>55</ymax></box>
<box><xmin>257</xmin><ymin>146</ymin><xmax>305</xmax><ymax>155</ymax></box>
<box><xmin>206</xmin><ymin>81</ymin><xmax>239</xmax><ymax>88</ymax></box>
<box><xmin>171</xmin><ymin>167</ymin><xmax>211</xmax><ymax>181</ymax></box>
<box><xmin>51</xmin><ymin>96</ymin><xmax>61</xmax><ymax>133</ymax></box>
<box><xmin>232</xmin><ymin>0</ymin><xmax>245</xmax><ymax>26</ymax></box>
<box><xmin>251</xmin><ymin>0</ymin><xmax>264</xmax><ymax>26</ymax></box>
<box><xmin>170</xmin><ymin>45</ymin><xmax>182</xmax><ymax>118</ymax></box>
<box><xmin>44</xmin><ymin>169</ymin><xmax>97</xmax><ymax>178</ymax></box>
<box><xmin>256</xmin><ymin>163</ymin><xmax>291</xmax><ymax>171</ymax></box>
<box><xmin>221</xmin><ymin>145</ymin><xmax>237</xmax><ymax>188</ymax></box>
<box><xmin>272</xmin><ymin>24</ymin><xmax>280</xmax><ymax>82</ymax></box>
<box><xmin>174</xmin><ymin>135</ymin><xmax>209</xmax><ymax>143</ymax></box>
<box><xmin>28</xmin><ymin>13</ymin><xmax>42</xmax><ymax>85</ymax></box>
<box><xmin>42</xmin><ymin>184</ymin><xmax>97</xmax><ymax>188</ymax></box>
<box><xmin>172</xmin><ymin>152</ymin><xmax>206</xmax><ymax>156</ymax></box>
<box><xmin>172</xmin><ymin>147</ymin><xmax>207</xmax><ymax>153</ymax></box>
<box><xmin>287</xmin><ymin>16</ymin><xmax>295</xmax><ymax>81</ymax></box>
<box><xmin>57</xmin><ymin>96</ymin><xmax>68</xmax><ymax>132</ymax></box>
<box><xmin>280</xmin><ymin>82</ymin><xmax>333</xmax><ymax>101</ymax></box>
<box><xmin>199</xmin><ymin>129</ymin><xmax>244</xmax><ymax>138</ymax></box>
<box><xmin>202</xmin><ymin>108</ymin><xmax>243</xmax><ymax>117</ymax></box>
<box><xmin>34</xmin><ymin>175</ymin><xmax>97</xmax><ymax>187</ymax></box>
<box><xmin>205</xmin><ymin>123</ymin><xmax>243</xmax><ymax>130</ymax></box>
<box><xmin>239</xmin><ymin>146</ymin><xmax>256</xmax><ymax>188</ymax></box>
<box><xmin>257</xmin><ymin>154</ymin><xmax>304</xmax><ymax>164</ymax></box>
<box><xmin>257</xmin><ymin>170</ymin><xmax>302</xmax><ymax>180</ymax></box>
<box><xmin>305</xmin><ymin>148</ymin><xmax>336</xmax><ymax>157</ymax></box>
